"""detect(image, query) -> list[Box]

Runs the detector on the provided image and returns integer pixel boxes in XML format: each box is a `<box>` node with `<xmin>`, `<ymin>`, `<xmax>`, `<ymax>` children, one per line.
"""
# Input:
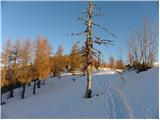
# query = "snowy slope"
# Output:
<box><xmin>1</xmin><ymin>67</ymin><xmax>159</xmax><ymax>119</ymax></box>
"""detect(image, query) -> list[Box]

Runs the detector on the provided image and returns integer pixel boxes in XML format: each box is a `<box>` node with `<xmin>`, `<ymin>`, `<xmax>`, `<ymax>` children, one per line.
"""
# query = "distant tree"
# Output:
<box><xmin>55</xmin><ymin>45</ymin><xmax>64</xmax><ymax>56</ymax></box>
<box><xmin>11</xmin><ymin>39</ymin><xmax>21</xmax><ymax>97</ymax></box>
<box><xmin>1</xmin><ymin>39</ymin><xmax>13</xmax><ymax>104</ymax></box>
<box><xmin>35</xmin><ymin>37</ymin><xmax>51</xmax><ymax>88</ymax></box>
<box><xmin>63</xmin><ymin>55</ymin><xmax>71</xmax><ymax>72</ymax></box>
<box><xmin>1</xmin><ymin>39</ymin><xmax>13</xmax><ymax>89</ymax></box>
<box><xmin>69</xmin><ymin>43</ymin><xmax>81</xmax><ymax>75</ymax></box>
<box><xmin>116</xmin><ymin>60</ymin><xmax>124</xmax><ymax>70</ymax></box>
<box><xmin>52</xmin><ymin>45</ymin><xmax>64</xmax><ymax>78</ymax></box>
<box><xmin>18</xmin><ymin>39</ymin><xmax>31</xmax><ymax>99</ymax></box>
<box><xmin>108</xmin><ymin>53</ymin><xmax>115</xmax><ymax>70</ymax></box>
<box><xmin>116</xmin><ymin>48</ymin><xmax>124</xmax><ymax>70</ymax></box>
<box><xmin>127</xmin><ymin>19</ymin><xmax>157</xmax><ymax>72</ymax></box>
<box><xmin>148</xmin><ymin>32</ymin><xmax>155</xmax><ymax>66</ymax></box>
<box><xmin>3</xmin><ymin>39</ymin><xmax>21</xmax><ymax>98</ymax></box>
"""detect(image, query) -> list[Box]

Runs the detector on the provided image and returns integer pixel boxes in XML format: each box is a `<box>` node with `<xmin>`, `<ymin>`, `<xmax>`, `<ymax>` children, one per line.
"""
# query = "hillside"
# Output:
<box><xmin>1</xmin><ymin>67</ymin><xmax>159</xmax><ymax>119</ymax></box>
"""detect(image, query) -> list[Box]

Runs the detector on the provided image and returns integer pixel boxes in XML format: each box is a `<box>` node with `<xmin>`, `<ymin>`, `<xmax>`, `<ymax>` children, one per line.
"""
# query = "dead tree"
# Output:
<box><xmin>71</xmin><ymin>1</ymin><xmax>115</xmax><ymax>98</ymax></box>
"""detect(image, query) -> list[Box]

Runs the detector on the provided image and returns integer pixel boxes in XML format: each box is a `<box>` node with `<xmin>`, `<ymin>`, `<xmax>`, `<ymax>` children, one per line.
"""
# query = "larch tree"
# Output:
<box><xmin>69</xmin><ymin>43</ymin><xmax>81</xmax><ymax>75</ymax></box>
<box><xmin>11</xmin><ymin>39</ymin><xmax>21</xmax><ymax>97</ymax></box>
<box><xmin>1</xmin><ymin>39</ymin><xmax>13</xmax><ymax>104</ymax></box>
<box><xmin>1</xmin><ymin>39</ymin><xmax>13</xmax><ymax>89</ymax></box>
<box><xmin>19</xmin><ymin>39</ymin><xmax>31</xmax><ymax>99</ymax></box>
<box><xmin>35</xmin><ymin>37</ymin><xmax>51</xmax><ymax>88</ymax></box>
<box><xmin>71</xmin><ymin>1</ymin><xmax>115</xmax><ymax>98</ymax></box>
<box><xmin>52</xmin><ymin>45</ymin><xmax>64</xmax><ymax>78</ymax></box>
<box><xmin>5</xmin><ymin>39</ymin><xmax>20</xmax><ymax>98</ymax></box>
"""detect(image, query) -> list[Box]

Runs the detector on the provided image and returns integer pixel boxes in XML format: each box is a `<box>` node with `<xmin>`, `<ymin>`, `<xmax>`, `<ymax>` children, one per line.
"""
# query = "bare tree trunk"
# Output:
<box><xmin>33</xmin><ymin>80</ymin><xmax>36</xmax><ymax>94</ymax></box>
<box><xmin>37</xmin><ymin>80</ymin><xmax>41</xmax><ymax>88</ymax></box>
<box><xmin>1</xmin><ymin>93</ymin><xmax>3</xmax><ymax>105</ymax></box>
<box><xmin>84</xmin><ymin>1</ymin><xmax>93</xmax><ymax>98</ymax></box>
<box><xmin>85</xmin><ymin>63</ymin><xmax>92</xmax><ymax>98</ymax></box>
<box><xmin>21</xmin><ymin>84</ymin><xmax>25</xmax><ymax>99</ymax></box>
<box><xmin>9</xmin><ymin>85</ymin><xmax>14</xmax><ymax>98</ymax></box>
<box><xmin>1</xmin><ymin>93</ymin><xmax>5</xmax><ymax>105</ymax></box>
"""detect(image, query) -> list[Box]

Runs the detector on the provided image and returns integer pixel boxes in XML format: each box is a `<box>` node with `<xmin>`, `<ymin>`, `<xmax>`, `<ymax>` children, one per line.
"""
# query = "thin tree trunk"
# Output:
<box><xmin>1</xmin><ymin>93</ymin><xmax>5</xmax><ymax>105</ymax></box>
<box><xmin>33</xmin><ymin>80</ymin><xmax>36</xmax><ymax>94</ymax></box>
<box><xmin>37</xmin><ymin>80</ymin><xmax>41</xmax><ymax>88</ymax></box>
<box><xmin>9</xmin><ymin>85</ymin><xmax>14</xmax><ymax>98</ymax></box>
<box><xmin>85</xmin><ymin>1</ymin><xmax>92</xmax><ymax>98</ymax></box>
<box><xmin>21</xmin><ymin>84</ymin><xmax>25</xmax><ymax>99</ymax></box>
<box><xmin>1</xmin><ymin>93</ymin><xmax>2</xmax><ymax>105</ymax></box>
<box><xmin>85</xmin><ymin>63</ymin><xmax>92</xmax><ymax>98</ymax></box>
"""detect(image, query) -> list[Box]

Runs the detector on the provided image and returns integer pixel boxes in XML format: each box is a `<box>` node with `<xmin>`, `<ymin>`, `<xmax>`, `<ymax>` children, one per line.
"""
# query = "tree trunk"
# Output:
<box><xmin>85</xmin><ymin>63</ymin><xmax>92</xmax><ymax>98</ymax></box>
<box><xmin>1</xmin><ymin>93</ymin><xmax>2</xmax><ymax>105</ymax></box>
<box><xmin>1</xmin><ymin>93</ymin><xmax>5</xmax><ymax>105</ymax></box>
<box><xmin>33</xmin><ymin>80</ymin><xmax>36</xmax><ymax>94</ymax></box>
<box><xmin>84</xmin><ymin>2</ymin><xmax>93</xmax><ymax>98</ymax></box>
<box><xmin>9</xmin><ymin>85</ymin><xmax>14</xmax><ymax>98</ymax></box>
<box><xmin>21</xmin><ymin>84</ymin><xmax>25</xmax><ymax>99</ymax></box>
<box><xmin>37</xmin><ymin>80</ymin><xmax>41</xmax><ymax>88</ymax></box>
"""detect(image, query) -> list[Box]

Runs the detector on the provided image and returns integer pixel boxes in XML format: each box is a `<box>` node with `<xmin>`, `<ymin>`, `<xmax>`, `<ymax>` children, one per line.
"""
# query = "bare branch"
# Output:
<box><xmin>94</xmin><ymin>36</ymin><xmax>114</xmax><ymax>46</ymax></box>
<box><xmin>92</xmin><ymin>22</ymin><xmax>116</xmax><ymax>38</ymax></box>
<box><xmin>78</xmin><ymin>17</ymin><xmax>88</xmax><ymax>25</ymax></box>
<box><xmin>70</xmin><ymin>30</ymin><xmax>87</xmax><ymax>36</ymax></box>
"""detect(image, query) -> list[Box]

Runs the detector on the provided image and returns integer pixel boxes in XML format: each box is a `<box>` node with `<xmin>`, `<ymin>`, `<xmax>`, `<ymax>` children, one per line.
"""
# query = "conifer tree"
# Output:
<box><xmin>70</xmin><ymin>43</ymin><xmax>81</xmax><ymax>75</ymax></box>
<box><xmin>52</xmin><ymin>45</ymin><xmax>64</xmax><ymax>78</ymax></box>
<box><xmin>19</xmin><ymin>39</ymin><xmax>31</xmax><ymax>99</ymax></box>
<box><xmin>35</xmin><ymin>37</ymin><xmax>51</xmax><ymax>88</ymax></box>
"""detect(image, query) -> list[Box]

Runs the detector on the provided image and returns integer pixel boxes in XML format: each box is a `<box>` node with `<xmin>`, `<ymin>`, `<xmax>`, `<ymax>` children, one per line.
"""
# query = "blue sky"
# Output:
<box><xmin>1</xmin><ymin>1</ymin><xmax>159</xmax><ymax>62</ymax></box>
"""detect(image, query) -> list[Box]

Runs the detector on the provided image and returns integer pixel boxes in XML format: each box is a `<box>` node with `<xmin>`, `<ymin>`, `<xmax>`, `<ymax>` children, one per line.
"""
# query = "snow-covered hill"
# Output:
<box><xmin>1</xmin><ymin>67</ymin><xmax>159</xmax><ymax>119</ymax></box>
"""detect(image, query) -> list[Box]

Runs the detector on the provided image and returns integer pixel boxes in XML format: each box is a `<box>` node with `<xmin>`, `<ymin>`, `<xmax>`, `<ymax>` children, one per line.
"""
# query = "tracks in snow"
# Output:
<box><xmin>99</xmin><ymin>75</ymin><xmax>133</xmax><ymax>118</ymax></box>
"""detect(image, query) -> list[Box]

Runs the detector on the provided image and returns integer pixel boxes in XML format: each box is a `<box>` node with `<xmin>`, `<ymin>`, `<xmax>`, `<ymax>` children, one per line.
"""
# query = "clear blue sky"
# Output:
<box><xmin>2</xmin><ymin>1</ymin><xmax>159</xmax><ymax>62</ymax></box>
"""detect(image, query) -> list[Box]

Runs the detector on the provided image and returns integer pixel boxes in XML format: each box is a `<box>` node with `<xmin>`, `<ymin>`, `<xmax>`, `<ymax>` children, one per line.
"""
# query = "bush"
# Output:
<box><xmin>126</xmin><ymin>61</ymin><xmax>151</xmax><ymax>73</ymax></box>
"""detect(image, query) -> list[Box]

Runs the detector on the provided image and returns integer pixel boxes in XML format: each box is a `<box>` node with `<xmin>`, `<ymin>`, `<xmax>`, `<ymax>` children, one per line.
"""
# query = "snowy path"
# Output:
<box><xmin>97</xmin><ymin>74</ymin><xmax>133</xmax><ymax>119</ymax></box>
<box><xmin>1</xmin><ymin>67</ymin><xmax>159</xmax><ymax>119</ymax></box>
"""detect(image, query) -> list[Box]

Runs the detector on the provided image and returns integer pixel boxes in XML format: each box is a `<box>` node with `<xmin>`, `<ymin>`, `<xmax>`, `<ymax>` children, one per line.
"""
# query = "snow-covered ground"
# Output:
<box><xmin>1</xmin><ymin>67</ymin><xmax>159</xmax><ymax>119</ymax></box>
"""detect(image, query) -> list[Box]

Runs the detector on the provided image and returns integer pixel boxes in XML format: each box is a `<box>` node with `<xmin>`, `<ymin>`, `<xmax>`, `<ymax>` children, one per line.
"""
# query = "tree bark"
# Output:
<box><xmin>84</xmin><ymin>1</ymin><xmax>93</xmax><ymax>98</ymax></box>
<box><xmin>85</xmin><ymin>63</ymin><xmax>92</xmax><ymax>98</ymax></box>
<box><xmin>37</xmin><ymin>80</ymin><xmax>41</xmax><ymax>88</ymax></box>
<box><xmin>1</xmin><ymin>93</ymin><xmax>5</xmax><ymax>105</ymax></box>
<box><xmin>21</xmin><ymin>84</ymin><xmax>25</xmax><ymax>99</ymax></box>
<box><xmin>33</xmin><ymin>80</ymin><xmax>36</xmax><ymax>94</ymax></box>
<box><xmin>9</xmin><ymin>85</ymin><xmax>14</xmax><ymax>98</ymax></box>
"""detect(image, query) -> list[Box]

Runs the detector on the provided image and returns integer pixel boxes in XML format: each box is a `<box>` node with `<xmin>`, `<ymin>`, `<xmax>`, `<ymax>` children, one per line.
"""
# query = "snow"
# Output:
<box><xmin>1</xmin><ymin>66</ymin><xmax>159</xmax><ymax>119</ymax></box>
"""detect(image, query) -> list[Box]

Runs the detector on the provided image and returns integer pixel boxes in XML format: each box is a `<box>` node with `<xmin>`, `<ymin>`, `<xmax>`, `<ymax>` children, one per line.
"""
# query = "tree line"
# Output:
<box><xmin>1</xmin><ymin>36</ymin><xmax>102</xmax><ymax>103</ymax></box>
